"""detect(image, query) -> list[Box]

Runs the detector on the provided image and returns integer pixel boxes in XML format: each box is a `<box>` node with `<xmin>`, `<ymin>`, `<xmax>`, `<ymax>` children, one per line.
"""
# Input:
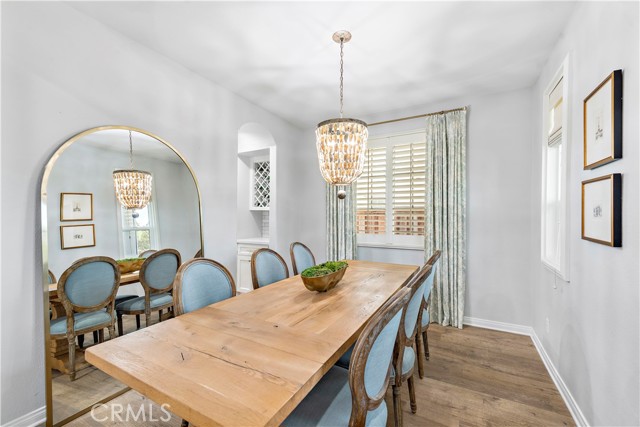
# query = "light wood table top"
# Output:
<box><xmin>48</xmin><ymin>271</ymin><xmax>140</xmax><ymax>299</ymax></box>
<box><xmin>85</xmin><ymin>260</ymin><xmax>418</xmax><ymax>427</ymax></box>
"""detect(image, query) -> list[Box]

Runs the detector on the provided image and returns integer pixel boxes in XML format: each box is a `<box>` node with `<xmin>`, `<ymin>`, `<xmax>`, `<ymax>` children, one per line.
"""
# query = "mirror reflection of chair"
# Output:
<box><xmin>282</xmin><ymin>286</ymin><xmax>412</xmax><ymax>426</ymax></box>
<box><xmin>416</xmin><ymin>250</ymin><xmax>441</xmax><ymax>379</ymax></box>
<box><xmin>138</xmin><ymin>249</ymin><xmax>157</xmax><ymax>259</ymax></box>
<box><xmin>289</xmin><ymin>242</ymin><xmax>316</xmax><ymax>276</ymax></box>
<box><xmin>49</xmin><ymin>257</ymin><xmax>120</xmax><ymax>381</ymax></box>
<box><xmin>250</xmin><ymin>248</ymin><xmax>289</xmax><ymax>289</ymax></box>
<box><xmin>116</xmin><ymin>249</ymin><xmax>181</xmax><ymax>335</ymax></box>
<box><xmin>173</xmin><ymin>258</ymin><xmax>236</xmax><ymax>316</ymax></box>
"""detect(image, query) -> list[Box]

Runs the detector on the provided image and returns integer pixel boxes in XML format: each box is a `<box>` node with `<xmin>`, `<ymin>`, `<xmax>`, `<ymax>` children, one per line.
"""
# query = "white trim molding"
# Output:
<box><xmin>463</xmin><ymin>316</ymin><xmax>589</xmax><ymax>426</ymax></box>
<box><xmin>2</xmin><ymin>406</ymin><xmax>46</xmax><ymax>427</ymax></box>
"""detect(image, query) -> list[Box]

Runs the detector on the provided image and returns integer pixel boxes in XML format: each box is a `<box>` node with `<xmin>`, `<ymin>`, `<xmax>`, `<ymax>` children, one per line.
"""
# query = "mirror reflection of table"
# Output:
<box><xmin>48</xmin><ymin>271</ymin><xmax>140</xmax><ymax>374</ymax></box>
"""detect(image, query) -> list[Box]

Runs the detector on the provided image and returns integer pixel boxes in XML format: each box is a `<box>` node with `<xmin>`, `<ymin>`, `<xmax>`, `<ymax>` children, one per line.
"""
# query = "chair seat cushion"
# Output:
<box><xmin>336</xmin><ymin>344</ymin><xmax>354</xmax><ymax>369</ymax></box>
<box><xmin>421</xmin><ymin>308</ymin><xmax>430</xmax><ymax>327</ymax></box>
<box><xmin>283</xmin><ymin>366</ymin><xmax>387</xmax><ymax>427</ymax></box>
<box><xmin>116</xmin><ymin>293</ymin><xmax>173</xmax><ymax>312</ymax></box>
<box><xmin>50</xmin><ymin>311</ymin><xmax>111</xmax><ymax>335</ymax></box>
<box><xmin>391</xmin><ymin>346</ymin><xmax>416</xmax><ymax>377</ymax></box>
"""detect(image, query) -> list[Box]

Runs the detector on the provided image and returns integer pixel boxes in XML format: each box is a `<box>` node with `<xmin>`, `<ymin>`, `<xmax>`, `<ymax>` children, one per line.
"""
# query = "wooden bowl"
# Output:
<box><xmin>117</xmin><ymin>259</ymin><xmax>144</xmax><ymax>274</ymax></box>
<box><xmin>301</xmin><ymin>266</ymin><xmax>347</xmax><ymax>292</ymax></box>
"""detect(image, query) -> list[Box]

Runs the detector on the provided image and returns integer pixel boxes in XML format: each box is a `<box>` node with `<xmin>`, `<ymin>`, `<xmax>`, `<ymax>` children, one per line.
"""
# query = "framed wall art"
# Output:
<box><xmin>60</xmin><ymin>224</ymin><xmax>96</xmax><ymax>249</ymax></box>
<box><xmin>581</xmin><ymin>174</ymin><xmax>621</xmax><ymax>247</ymax></box>
<box><xmin>60</xmin><ymin>192</ymin><xmax>93</xmax><ymax>221</ymax></box>
<box><xmin>583</xmin><ymin>70</ymin><xmax>622</xmax><ymax>169</ymax></box>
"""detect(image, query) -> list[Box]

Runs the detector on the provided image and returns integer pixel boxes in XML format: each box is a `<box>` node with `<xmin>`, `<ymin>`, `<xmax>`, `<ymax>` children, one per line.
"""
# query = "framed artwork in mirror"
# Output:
<box><xmin>581</xmin><ymin>174</ymin><xmax>621</xmax><ymax>247</ymax></box>
<box><xmin>583</xmin><ymin>70</ymin><xmax>622</xmax><ymax>169</ymax></box>
<box><xmin>60</xmin><ymin>192</ymin><xmax>93</xmax><ymax>221</ymax></box>
<box><xmin>60</xmin><ymin>224</ymin><xmax>96</xmax><ymax>249</ymax></box>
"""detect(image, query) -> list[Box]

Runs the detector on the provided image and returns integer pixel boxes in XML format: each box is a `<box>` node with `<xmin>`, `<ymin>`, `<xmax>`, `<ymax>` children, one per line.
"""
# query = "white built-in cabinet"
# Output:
<box><xmin>236</xmin><ymin>240</ymin><xmax>269</xmax><ymax>293</ymax></box>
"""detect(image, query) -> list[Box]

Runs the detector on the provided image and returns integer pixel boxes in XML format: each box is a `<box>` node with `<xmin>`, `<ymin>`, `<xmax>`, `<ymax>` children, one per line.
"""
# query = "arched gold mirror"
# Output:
<box><xmin>41</xmin><ymin>126</ymin><xmax>203</xmax><ymax>426</ymax></box>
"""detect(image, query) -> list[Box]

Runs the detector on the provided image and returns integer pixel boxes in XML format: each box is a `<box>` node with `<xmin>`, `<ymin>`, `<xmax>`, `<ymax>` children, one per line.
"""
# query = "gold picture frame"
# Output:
<box><xmin>60</xmin><ymin>224</ymin><xmax>96</xmax><ymax>249</ymax></box>
<box><xmin>60</xmin><ymin>192</ymin><xmax>93</xmax><ymax>221</ymax></box>
<box><xmin>581</xmin><ymin>174</ymin><xmax>621</xmax><ymax>247</ymax></box>
<box><xmin>583</xmin><ymin>70</ymin><xmax>622</xmax><ymax>169</ymax></box>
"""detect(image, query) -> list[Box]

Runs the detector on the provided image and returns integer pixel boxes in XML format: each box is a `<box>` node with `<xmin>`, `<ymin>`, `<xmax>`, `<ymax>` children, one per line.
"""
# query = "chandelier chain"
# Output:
<box><xmin>128</xmin><ymin>130</ymin><xmax>134</xmax><ymax>169</ymax></box>
<box><xmin>339</xmin><ymin>38</ymin><xmax>344</xmax><ymax>118</ymax></box>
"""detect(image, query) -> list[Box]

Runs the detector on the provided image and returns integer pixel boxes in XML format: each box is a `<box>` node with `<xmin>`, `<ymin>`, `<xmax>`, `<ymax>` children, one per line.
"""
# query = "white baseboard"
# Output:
<box><xmin>530</xmin><ymin>330</ymin><xmax>589</xmax><ymax>427</ymax></box>
<box><xmin>463</xmin><ymin>316</ymin><xmax>533</xmax><ymax>336</ymax></box>
<box><xmin>462</xmin><ymin>316</ymin><xmax>589</xmax><ymax>427</ymax></box>
<box><xmin>2</xmin><ymin>406</ymin><xmax>46</xmax><ymax>427</ymax></box>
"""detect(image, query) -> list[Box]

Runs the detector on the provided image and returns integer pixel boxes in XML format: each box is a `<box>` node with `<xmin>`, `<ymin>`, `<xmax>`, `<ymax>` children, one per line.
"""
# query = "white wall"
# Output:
<box><xmin>530</xmin><ymin>3</ymin><xmax>639</xmax><ymax>425</ymax></box>
<box><xmin>0</xmin><ymin>2</ymin><xmax>304</xmax><ymax>423</ymax></box>
<box><xmin>46</xmin><ymin>143</ymin><xmax>200</xmax><ymax>275</ymax></box>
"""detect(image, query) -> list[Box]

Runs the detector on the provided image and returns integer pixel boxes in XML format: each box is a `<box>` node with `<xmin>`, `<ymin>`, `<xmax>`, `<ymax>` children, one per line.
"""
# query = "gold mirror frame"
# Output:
<box><xmin>40</xmin><ymin>125</ymin><xmax>204</xmax><ymax>426</ymax></box>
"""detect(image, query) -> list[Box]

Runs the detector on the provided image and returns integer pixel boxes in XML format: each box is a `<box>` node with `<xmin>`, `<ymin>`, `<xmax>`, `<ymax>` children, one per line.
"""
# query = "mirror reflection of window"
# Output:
<box><xmin>118</xmin><ymin>200</ymin><xmax>160</xmax><ymax>258</ymax></box>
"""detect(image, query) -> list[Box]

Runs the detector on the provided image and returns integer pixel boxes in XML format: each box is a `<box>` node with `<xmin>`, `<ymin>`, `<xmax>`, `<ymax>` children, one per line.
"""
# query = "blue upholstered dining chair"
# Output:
<box><xmin>116</xmin><ymin>248</ymin><xmax>181</xmax><ymax>335</ymax></box>
<box><xmin>250</xmin><ymin>248</ymin><xmax>289</xmax><ymax>289</ymax></box>
<box><xmin>289</xmin><ymin>242</ymin><xmax>316</xmax><ymax>275</ymax></box>
<box><xmin>173</xmin><ymin>258</ymin><xmax>236</xmax><ymax>316</ymax></box>
<box><xmin>282</xmin><ymin>286</ymin><xmax>412</xmax><ymax>427</ymax></box>
<box><xmin>416</xmin><ymin>250</ymin><xmax>441</xmax><ymax>379</ymax></box>
<box><xmin>388</xmin><ymin>262</ymin><xmax>433</xmax><ymax>426</ymax></box>
<box><xmin>50</xmin><ymin>256</ymin><xmax>120</xmax><ymax>381</ymax></box>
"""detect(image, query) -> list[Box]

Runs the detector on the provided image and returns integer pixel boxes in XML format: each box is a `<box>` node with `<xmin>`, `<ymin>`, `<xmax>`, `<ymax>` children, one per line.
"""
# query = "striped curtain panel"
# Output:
<box><xmin>425</xmin><ymin>110</ymin><xmax>467</xmax><ymax>329</ymax></box>
<box><xmin>326</xmin><ymin>184</ymin><xmax>357</xmax><ymax>261</ymax></box>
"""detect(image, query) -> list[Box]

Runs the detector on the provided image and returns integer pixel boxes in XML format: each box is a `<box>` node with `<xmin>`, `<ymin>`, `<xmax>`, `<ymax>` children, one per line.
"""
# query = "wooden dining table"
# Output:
<box><xmin>85</xmin><ymin>260</ymin><xmax>418</xmax><ymax>426</ymax></box>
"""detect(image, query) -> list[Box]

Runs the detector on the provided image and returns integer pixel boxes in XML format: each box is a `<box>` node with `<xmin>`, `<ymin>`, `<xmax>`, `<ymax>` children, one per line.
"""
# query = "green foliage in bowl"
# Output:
<box><xmin>301</xmin><ymin>261</ymin><xmax>348</xmax><ymax>278</ymax></box>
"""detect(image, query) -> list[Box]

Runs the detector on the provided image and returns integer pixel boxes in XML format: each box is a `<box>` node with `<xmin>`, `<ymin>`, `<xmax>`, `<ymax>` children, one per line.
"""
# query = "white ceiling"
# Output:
<box><xmin>69</xmin><ymin>1</ymin><xmax>576</xmax><ymax>129</ymax></box>
<box><xmin>81</xmin><ymin>129</ymin><xmax>183</xmax><ymax>163</ymax></box>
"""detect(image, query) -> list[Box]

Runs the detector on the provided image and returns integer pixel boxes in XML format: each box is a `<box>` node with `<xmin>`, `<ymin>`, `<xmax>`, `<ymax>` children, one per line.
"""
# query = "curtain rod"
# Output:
<box><xmin>368</xmin><ymin>106</ymin><xmax>467</xmax><ymax>127</ymax></box>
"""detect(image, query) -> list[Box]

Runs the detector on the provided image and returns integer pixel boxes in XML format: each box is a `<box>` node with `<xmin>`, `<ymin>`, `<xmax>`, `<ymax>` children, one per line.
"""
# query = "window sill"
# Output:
<box><xmin>357</xmin><ymin>243</ymin><xmax>424</xmax><ymax>251</ymax></box>
<box><xmin>541</xmin><ymin>258</ymin><xmax>570</xmax><ymax>282</ymax></box>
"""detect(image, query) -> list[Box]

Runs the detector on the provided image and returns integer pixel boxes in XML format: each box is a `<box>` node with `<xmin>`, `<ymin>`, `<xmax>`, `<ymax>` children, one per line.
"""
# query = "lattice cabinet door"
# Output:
<box><xmin>250</xmin><ymin>159</ymin><xmax>270</xmax><ymax>210</ymax></box>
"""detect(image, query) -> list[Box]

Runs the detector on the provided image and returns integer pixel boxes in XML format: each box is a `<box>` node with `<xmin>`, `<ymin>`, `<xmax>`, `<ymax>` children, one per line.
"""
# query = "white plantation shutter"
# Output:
<box><xmin>548</xmin><ymin>77</ymin><xmax>563</xmax><ymax>146</ymax></box>
<box><xmin>392</xmin><ymin>143</ymin><xmax>426</xmax><ymax>236</ymax></box>
<box><xmin>356</xmin><ymin>146</ymin><xmax>387</xmax><ymax>234</ymax></box>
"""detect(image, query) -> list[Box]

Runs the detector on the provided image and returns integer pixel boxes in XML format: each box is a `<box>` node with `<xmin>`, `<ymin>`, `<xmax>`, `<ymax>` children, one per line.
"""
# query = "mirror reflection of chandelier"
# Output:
<box><xmin>316</xmin><ymin>30</ymin><xmax>368</xmax><ymax>188</ymax></box>
<box><xmin>113</xmin><ymin>131</ymin><xmax>153</xmax><ymax>210</ymax></box>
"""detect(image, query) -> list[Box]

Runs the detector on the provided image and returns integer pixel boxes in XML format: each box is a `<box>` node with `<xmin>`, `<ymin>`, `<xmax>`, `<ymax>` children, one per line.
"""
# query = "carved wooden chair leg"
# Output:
<box><xmin>407</xmin><ymin>376</ymin><xmax>417</xmax><ymax>414</ymax></box>
<box><xmin>108</xmin><ymin>325</ymin><xmax>116</xmax><ymax>341</ymax></box>
<box><xmin>117</xmin><ymin>313</ymin><xmax>124</xmax><ymax>336</ymax></box>
<box><xmin>77</xmin><ymin>334</ymin><xmax>85</xmax><ymax>349</ymax></box>
<box><xmin>98</xmin><ymin>329</ymin><xmax>105</xmax><ymax>343</ymax></box>
<box><xmin>415</xmin><ymin>334</ymin><xmax>425</xmax><ymax>379</ymax></box>
<box><xmin>68</xmin><ymin>335</ymin><xmax>77</xmax><ymax>381</ymax></box>
<box><xmin>135</xmin><ymin>315</ymin><xmax>141</xmax><ymax>330</ymax></box>
<box><xmin>93</xmin><ymin>330</ymin><xmax>99</xmax><ymax>343</ymax></box>
<box><xmin>423</xmin><ymin>329</ymin><xmax>429</xmax><ymax>360</ymax></box>
<box><xmin>145</xmin><ymin>311</ymin><xmax>151</xmax><ymax>327</ymax></box>
<box><xmin>392</xmin><ymin>383</ymin><xmax>403</xmax><ymax>427</ymax></box>
<box><xmin>159</xmin><ymin>309</ymin><xmax>163</xmax><ymax>322</ymax></box>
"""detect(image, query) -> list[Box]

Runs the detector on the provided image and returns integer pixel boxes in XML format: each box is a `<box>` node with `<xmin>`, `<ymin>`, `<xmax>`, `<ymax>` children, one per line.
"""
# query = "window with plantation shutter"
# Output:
<box><xmin>356</xmin><ymin>130</ymin><xmax>426</xmax><ymax>248</ymax></box>
<box><xmin>392</xmin><ymin>143</ymin><xmax>426</xmax><ymax>236</ymax></box>
<box><xmin>356</xmin><ymin>146</ymin><xmax>387</xmax><ymax>234</ymax></box>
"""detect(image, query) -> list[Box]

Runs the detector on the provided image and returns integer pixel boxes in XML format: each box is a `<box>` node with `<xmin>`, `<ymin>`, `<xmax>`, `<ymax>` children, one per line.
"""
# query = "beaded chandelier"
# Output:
<box><xmin>113</xmin><ymin>131</ymin><xmax>153</xmax><ymax>210</ymax></box>
<box><xmin>316</xmin><ymin>31</ymin><xmax>368</xmax><ymax>187</ymax></box>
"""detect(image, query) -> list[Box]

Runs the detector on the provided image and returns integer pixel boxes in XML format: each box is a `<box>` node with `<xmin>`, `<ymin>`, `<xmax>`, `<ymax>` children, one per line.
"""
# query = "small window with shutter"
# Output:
<box><xmin>548</xmin><ymin>77</ymin><xmax>563</xmax><ymax>146</ymax></box>
<box><xmin>356</xmin><ymin>130</ymin><xmax>426</xmax><ymax>248</ymax></box>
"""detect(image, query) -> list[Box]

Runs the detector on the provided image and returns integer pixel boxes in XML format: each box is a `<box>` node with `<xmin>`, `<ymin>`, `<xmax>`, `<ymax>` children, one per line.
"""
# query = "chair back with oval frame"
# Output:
<box><xmin>250</xmin><ymin>248</ymin><xmax>289</xmax><ymax>289</ymax></box>
<box><xmin>347</xmin><ymin>286</ymin><xmax>412</xmax><ymax>427</ymax></box>
<box><xmin>139</xmin><ymin>248</ymin><xmax>181</xmax><ymax>323</ymax></box>
<box><xmin>55</xmin><ymin>256</ymin><xmax>120</xmax><ymax>380</ymax></box>
<box><xmin>173</xmin><ymin>258</ymin><xmax>236</xmax><ymax>316</ymax></box>
<box><xmin>289</xmin><ymin>242</ymin><xmax>316</xmax><ymax>276</ymax></box>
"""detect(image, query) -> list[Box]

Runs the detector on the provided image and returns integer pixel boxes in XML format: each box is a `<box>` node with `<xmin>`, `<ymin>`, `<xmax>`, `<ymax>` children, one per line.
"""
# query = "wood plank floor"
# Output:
<box><xmin>69</xmin><ymin>325</ymin><xmax>574</xmax><ymax>426</ymax></box>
